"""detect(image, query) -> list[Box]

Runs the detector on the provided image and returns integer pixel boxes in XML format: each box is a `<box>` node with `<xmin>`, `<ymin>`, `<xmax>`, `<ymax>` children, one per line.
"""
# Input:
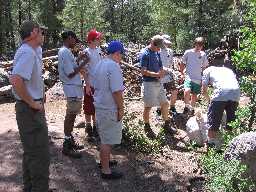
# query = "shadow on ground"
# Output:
<box><xmin>0</xmin><ymin>128</ymin><xmax>204</xmax><ymax>192</ymax></box>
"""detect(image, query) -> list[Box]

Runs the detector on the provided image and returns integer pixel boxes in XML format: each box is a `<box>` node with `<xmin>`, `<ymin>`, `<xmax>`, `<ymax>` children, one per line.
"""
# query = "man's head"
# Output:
<box><xmin>194</xmin><ymin>37</ymin><xmax>204</xmax><ymax>51</ymax></box>
<box><xmin>87</xmin><ymin>29</ymin><xmax>102</xmax><ymax>47</ymax></box>
<box><xmin>150</xmin><ymin>35</ymin><xmax>165</xmax><ymax>52</ymax></box>
<box><xmin>107</xmin><ymin>40</ymin><xmax>125</xmax><ymax>63</ymax></box>
<box><xmin>61</xmin><ymin>30</ymin><xmax>79</xmax><ymax>48</ymax></box>
<box><xmin>162</xmin><ymin>34</ymin><xmax>172</xmax><ymax>48</ymax></box>
<box><xmin>19</xmin><ymin>20</ymin><xmax>46</xmax><ymax>46</ymax></box>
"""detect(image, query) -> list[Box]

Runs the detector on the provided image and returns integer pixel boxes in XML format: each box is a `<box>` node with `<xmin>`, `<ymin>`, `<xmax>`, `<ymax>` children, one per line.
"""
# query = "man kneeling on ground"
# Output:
<box><xmin>201</xmin><ymin>55</ymin><xmax>240</xmax><ymax>148</ymax></box>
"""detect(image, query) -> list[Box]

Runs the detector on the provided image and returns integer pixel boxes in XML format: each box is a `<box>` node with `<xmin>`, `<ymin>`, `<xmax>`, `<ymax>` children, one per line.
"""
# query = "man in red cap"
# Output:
<box><xmin>83</xmin><ymin>29</ymin><xmax>103</xmax><ymax>141</ymax></box>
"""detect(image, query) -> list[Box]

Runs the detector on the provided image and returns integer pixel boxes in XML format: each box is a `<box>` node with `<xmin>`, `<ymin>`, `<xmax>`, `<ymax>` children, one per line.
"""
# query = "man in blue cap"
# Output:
<box><xmin>93</xmin><ymin>40</ymin><xmax>125</xmax><ymax>179</ymax></box>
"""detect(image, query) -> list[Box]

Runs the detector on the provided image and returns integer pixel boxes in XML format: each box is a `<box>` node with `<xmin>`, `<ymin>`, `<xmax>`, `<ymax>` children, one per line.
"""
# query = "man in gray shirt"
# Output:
<box><xmin>58</xmin><ymin>31</ymin><xmax>89</xmax><ymax>158</ymax></box>
<box><xmin>9</xmin><ymin>20</ymin><xmax>49</xmax><ymax>192</ymax></box>
<box><xmin>93</xmin><ymin>40</ymin><xmax>125</xmax><ymax>180</ymax></box>
<box><xmin>202</xmin><ymin>55</ymin><xmax>240</xmax><ymax>146</ymax></box>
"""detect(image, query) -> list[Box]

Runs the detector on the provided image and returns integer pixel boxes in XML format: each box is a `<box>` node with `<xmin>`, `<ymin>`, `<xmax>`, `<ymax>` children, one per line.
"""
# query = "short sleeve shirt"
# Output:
<box><xmin>182</xmin><ymin>49</ymin><xmax>208</xmax><ymax>84</ymax></box>
<box><xmin>160</xmin><ymin>48</ymin><xmax>174</xmax><ymax>83</ymax></box>
<box><xmin>93</xmin><ymin>58</ymin><xmax>124</xmax><ymax>111</ymax></box>
<box><xmin>202</xmin><ymin>66</ymin><xmax>240</xmax><ymax>101</ymax></box>
<box><xmin>12</xmin><ymin>44</ymin><xmax>44</xmax><ymax>100</ymax></box>
<box><xmin>58</xmin><ymin>46</ymin><xmax>83</xmax><ymax>98</ymax></box>
<box><xmin>140</xmin><ymin>48</ymin><xmax>162</xmax><ymax>82</ymax></box>
<box><xmin>83</xmin><ymin>47</ymin><xmax>102</xmax><ymax>85</ymax></box>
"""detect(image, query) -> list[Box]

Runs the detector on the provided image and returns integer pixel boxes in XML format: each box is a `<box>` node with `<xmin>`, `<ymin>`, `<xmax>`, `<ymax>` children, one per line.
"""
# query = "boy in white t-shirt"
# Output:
<box><xmin>83</xmin><ymin>29</ymin><xmax>103</xmax><ymax>141</ymax></box>
<box><xmin>180</xmin><ymin>37</ymin><xmax>208</xmax><ymax>113</ymax></box>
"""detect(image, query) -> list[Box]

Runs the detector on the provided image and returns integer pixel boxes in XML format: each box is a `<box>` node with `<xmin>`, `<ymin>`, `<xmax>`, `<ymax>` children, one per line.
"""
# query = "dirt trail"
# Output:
<box><xmin>0</xmin><ymin>100</ymin><xmax>204</xmax><ymax>192</ymax></box>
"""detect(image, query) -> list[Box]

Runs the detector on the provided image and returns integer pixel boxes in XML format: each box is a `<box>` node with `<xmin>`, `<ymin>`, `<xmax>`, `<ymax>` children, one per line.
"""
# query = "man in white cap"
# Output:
<box><xmin>159</xmin><ymin>34</ymin><xmax>178</xmax><ymax>116</ymax></box>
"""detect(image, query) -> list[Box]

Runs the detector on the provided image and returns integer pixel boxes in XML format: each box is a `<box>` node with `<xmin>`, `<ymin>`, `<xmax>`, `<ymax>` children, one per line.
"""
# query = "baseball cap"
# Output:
<box><xmin>61</xmin><ymin>30</ymin><xmax>80</xmax><ymax>42</ymax></box>
<box><xmin>107</xmin><ymin>40</ymin><xmax>125</xmax><ymax>54</ymax></box>
<box><xmin>87</xmin><ymin>29</ymin><xmax>102</xmax><ymax>42</ymax></box>
<box><xmin>151</xmin><ymin>35</ymin><xmax>165</xmax><ymax>48</ymax></box>
<box><xmin>19</xmin><ymin>20</ymin><xmax>47</xmax><ymax>40</ymax></box>
<box><xmin>162</xmin><ymin>34</ymin><xmax>172</xmax><ymax>45</ymax></box>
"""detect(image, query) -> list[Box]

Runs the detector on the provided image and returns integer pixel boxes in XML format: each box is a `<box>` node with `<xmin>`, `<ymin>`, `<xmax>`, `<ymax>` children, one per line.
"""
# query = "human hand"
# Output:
<box><xmin>30</xmin><ymin>101</ymin><xmax>44</xmax><ymax>111</ymax></box>
<box><xmin>117</xmin><ymin>108</ymin><xmax>124</xmax><ymax>121</ymax></box>
<box><xmin>85</xmin><ymin>85</ymin><xmax>92</xmax><ymax>96</ymax></box>
<box><xmin>158</xmin><ymin>70</ymin><xmax>165</xmax><ymax>78</ymax></box>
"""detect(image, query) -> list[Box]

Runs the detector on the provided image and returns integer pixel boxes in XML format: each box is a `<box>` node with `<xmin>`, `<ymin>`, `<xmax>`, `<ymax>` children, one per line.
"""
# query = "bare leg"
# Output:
<box><xmin>64</xmin><ymin>114</ymin><xmax>76</xmax><ymax>136</ymax></box>
<box><xmin>191</xmin><ymin>93</ymin><xmax>198</xmax><ymax>107</ymax></box>
<box><xmin>160</xmin><ymin>101</ymin><xmax>169</xmax><ymax>121</ymax></box>
<box><xmin>170</xmin><ymin>89</ymin><xmax>178</xmax><ymax>107</ymax></box>
<box><xmin>100</xmin><ymin>144</ymin><xmax>111</xmax><ymax>174</ymax></box>
<box><xmin>184</xmin><ymin>89</ymin><xmax>191</xmax><ymax>105</ymax></box>
<box><xmin>143</xmin><ymin>107</ymin><xmax>151</xmax><ymax>124</ymax></box>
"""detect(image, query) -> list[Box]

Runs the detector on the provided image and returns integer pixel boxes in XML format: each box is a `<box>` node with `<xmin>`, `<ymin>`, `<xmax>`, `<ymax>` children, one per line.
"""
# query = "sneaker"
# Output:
<box><xmin>70</xmin><ymin>135</ymin><xmax>84</xmax><ymax>150</ymax></box>
<box><xmin>183</xmin><ymin>106</ymin><xmax>189</xmax><ymax>115</ymax></box>
<box><xmin>169</xmin><ymin>106</ymin><xmax>178</xmax><ymax>116</ymax></box>
<box><xmin>97</xmin><ymin>160</ymin><xmax>118</xmax><ymax>168</ymax></box>
<box><xmin>156</xmin><ymin>108</ymin><xmax>161</xmax><ymax>116</ymax></box>
<box><xmin>163</xmin><ymin>121</ymin><xmax>177</xmax><ymax>135</ymax></box>
<box><xmin>62</xmin><ymin>139</ymin><xmax>82</xmax><ymax>158</ymax></box>
<box><xmin>86</xmin><ymin>124</ymin><xmax>93</xmax><ymax>138</ymax></box>
<box><xmin>144</xmin><ymin>124</ymin><xmax>156</xmax><ymax>139</ymax></box>
<box><xmin>92</xmin><ymin>125</ymin><xmax>99</xmax><ymax>137</ymax></box>
<box><xmin>101</xmin><ymin>170</ymin><xmax>123</xmax><ymax>180</ymax></box>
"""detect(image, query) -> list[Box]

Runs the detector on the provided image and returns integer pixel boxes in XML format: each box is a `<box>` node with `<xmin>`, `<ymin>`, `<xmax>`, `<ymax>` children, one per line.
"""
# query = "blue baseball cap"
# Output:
<box><xmin>107</xmin><ymin>40</ymin><xmax>125</xmax><ymax>54</ymax></box>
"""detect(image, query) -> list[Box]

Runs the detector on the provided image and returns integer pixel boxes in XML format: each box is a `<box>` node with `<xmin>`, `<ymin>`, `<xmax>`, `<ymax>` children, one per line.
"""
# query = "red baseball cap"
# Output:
<box><xmin>87</xmin><ymin>29</ymin><xmax>102</xmax><ymax>42</ymax></box>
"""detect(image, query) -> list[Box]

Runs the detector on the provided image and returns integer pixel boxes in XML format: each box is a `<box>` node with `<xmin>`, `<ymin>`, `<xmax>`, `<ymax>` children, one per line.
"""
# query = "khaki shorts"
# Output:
<box><xmin>95</xmin><ymin>108</ymin><xmax>122</xmax><ymax>145</ymax></box>
<box><xmin>141</xmin><ymin>81</ymin><xmax>168</xmax><ymax>107</ymax></box>
<box><xmin>66</xmin><ymin>97</ymin><xmax>82</xmax><ymax>115</ymax></box>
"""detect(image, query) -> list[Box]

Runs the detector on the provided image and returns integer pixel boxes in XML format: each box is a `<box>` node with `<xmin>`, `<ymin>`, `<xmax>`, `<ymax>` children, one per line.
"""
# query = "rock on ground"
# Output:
<box><xmin>224</xmin><ymin>132</ymin><xmax>256</xmax><ymax>180</ymax></box>
<box><xmin>0</xmin><ymin>68</ymin><xmax>9</xmax><ymax>88</ymax></box>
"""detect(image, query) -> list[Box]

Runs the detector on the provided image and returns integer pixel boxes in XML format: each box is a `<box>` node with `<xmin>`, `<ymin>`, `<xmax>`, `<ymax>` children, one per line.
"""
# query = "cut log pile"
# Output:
<box><xmin>0</xmin><ymin>45</ymin><xmax>230</xmax><ymax>102</ymax></box>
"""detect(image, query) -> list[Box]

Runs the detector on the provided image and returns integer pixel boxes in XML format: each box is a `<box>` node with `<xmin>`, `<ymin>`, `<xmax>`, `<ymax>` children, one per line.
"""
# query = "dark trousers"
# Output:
<box><xmin>15</xmin><ymin>102</ymin><xmax>50</xmax><ymax>192</ymax></box>
<box><xmin>207</xmin><ymin>100</ymin><xmax>239</xmax><ymax>131</ymax></box>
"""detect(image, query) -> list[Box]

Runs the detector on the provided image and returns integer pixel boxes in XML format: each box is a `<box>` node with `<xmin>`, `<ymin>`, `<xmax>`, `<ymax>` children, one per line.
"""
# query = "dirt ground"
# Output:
<box><xmin>0</xmin><ymin>99</ymin><xmax>205</xmax><ymax>192</ymax></box>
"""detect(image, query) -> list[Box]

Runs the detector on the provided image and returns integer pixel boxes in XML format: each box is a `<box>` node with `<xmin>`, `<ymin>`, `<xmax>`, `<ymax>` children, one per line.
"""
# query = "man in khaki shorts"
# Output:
<box><xmin>58</xmin><ymin>31</ymin><xmax>89</xmax><ymax>158</ymax></box>
<box><xmin>141</xmin><ymin>35</ymin><xmax>177</xmax><ymax>138</ymax></box>
<box><xmin>93</xmin><ymin>41</ymin><xmax>125</xmax><ymax>180</ymax></box>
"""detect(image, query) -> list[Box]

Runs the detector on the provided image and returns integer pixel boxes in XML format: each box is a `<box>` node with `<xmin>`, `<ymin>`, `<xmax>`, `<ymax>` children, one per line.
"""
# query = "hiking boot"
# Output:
<box><xmin>86</xmin><ymin>124</ymin><xmax>93</xmax><ymax>138</ymax></box>
<box><xmin>92</xmin><ymin>125</ymin><xmax>99</xmax><ymax>137</ymax></box>
<box><xmin>70</xmin><ymin>135</ymin><xmax>84</xmax><ymax>150</ymax></box>
<box><xmin>183</xmin><ymin>106</ymin><xmax>194</xmax><ymax>116</ymax></box>
<box><xmin>163</xmin><ymin>120</ymin><xmax>177</xmax><ymax>135</ymax></box>
<box><xmin>62</xmin><ymin>139</ymin><xmax>82</xmax><ymax>158</ymax></box>
<box><xmin>101</xmin><ymin>170</ymin><xmax>123</xmax><ymax>180</ymax></box>
<box><xmin>144</xmin><ymin>124</ymin><xmax>156</xmax><ymax>139</ymax></box>
<box><xmin>183</xmin><ymin>106</ymin><xmax>189</xmax><ymax>115</ymax></box>
<box><xmin>97</xmin><ymin>160</ymin><xmax>118</xmax><ymax>169</ymax></box>
<box><xmin>169</xmin><ymin>106</ymin><xmax>178</xmax><ymax>116</ymax></box>
<box><xmin>156</xmin><ymin>108</ymin><xmax>161</xmax><ymax>116</ymax></box>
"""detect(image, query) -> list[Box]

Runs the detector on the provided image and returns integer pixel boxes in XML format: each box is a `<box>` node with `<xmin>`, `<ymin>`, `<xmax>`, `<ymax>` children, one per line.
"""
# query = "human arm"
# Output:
<box><xmin>201</xmin><ymin>68</ymin><xmax>211</xmax><ymax>103</ymax></box>
<box><xmin>112</xmin><ymin>90</ymin><xmax>124</xmax><ymax>121</ymax></box>
<box><xmin>9</xmin><ymin>75</ymin><xmax>43</xmax><ymax>111</ymax></box>
<box><xmin>140</xmin><ymin>53</ymin><xmax>164</xmax><ymax>78</ymax></box>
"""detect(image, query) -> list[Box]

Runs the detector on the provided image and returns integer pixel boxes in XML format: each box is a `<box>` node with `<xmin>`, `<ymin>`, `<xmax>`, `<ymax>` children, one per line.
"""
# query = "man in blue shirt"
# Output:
<box><xmin>141</xmin><ymin>35</ymin><xmax>177</xmax><ymax>138</ymax></box>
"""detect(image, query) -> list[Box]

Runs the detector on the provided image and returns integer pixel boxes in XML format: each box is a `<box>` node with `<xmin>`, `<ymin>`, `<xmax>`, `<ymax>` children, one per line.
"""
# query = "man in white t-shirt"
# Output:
<box><xmin>58</xmin><ymin>31</ymin><xmax>89</xmax><ymax>158</ymax></box>
<box><xmin>180</xmin><ymin>37</ymin><xmax>208</xmax><ymax>113</ymax></box>
<box><xmin>202</xmin><ymin>56</ymin><xmax>240</xmax><ymax>147</ymax></box>
<box><xmin>83</xmin><ymin>29</ymin><xmax>103</xmax><ymax>141</ymax></box>
<box><xmin>93</xmin><ymin>41</ymin><xmax>125</xmax><ymax>180</ymax></box>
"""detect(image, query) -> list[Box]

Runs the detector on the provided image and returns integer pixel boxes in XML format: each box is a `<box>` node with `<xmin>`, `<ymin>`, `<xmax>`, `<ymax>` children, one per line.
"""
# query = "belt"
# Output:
<box><xmin>16</xmin><ymin>98</ymin><xmax>43</xmax><ymax>102</ymax></box>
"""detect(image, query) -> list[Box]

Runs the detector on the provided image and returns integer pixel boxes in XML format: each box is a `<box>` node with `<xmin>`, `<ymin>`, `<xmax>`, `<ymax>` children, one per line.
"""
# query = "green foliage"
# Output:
<box><xmin>122</xmin><ymin>111</ymin><xmax>164</xmax><ymax>154</ymax></box>
<box><xmin>201</xmin><ymin>148</ymin><xmax>255</xmax><ymax>192</ymax></box>
<box><xmin>201</xmin><ymin>106</ymin><xmax>256</xmax><ymax>192</ymax></box>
